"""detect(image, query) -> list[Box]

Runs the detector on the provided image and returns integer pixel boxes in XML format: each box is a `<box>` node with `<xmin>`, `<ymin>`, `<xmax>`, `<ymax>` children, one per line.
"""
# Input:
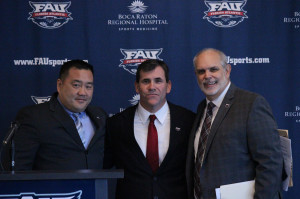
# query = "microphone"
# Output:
<box><xmin>3</xmin><ymin>122</ymin><xmax>20</xmax><ymax>145</ymax></box>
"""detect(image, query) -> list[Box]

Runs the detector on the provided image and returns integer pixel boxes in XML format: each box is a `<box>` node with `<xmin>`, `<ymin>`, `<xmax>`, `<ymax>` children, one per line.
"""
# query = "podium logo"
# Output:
<box><xmin>28</xmin><ymin>1</ymin><xmax>73</xmax><ymax>29</ymax></box>
<box><xmin>0</xmin><ymin>190</ymin><xmax>82</xmax><ymax>199</ymax></box>
<box><xmin>119</xmin><ymin>48</ymin><xmax>163</xmax><ymax>75</ymax></box>
<box><xmin>203</xmin><ymin>0</ymin><xmax>248</xmax><ymax>28</ymax></box>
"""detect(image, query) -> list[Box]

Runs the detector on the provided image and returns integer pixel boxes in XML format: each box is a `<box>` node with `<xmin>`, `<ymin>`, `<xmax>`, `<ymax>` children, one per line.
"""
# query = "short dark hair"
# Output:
<box><xmin>59</xmin><ymin>60</ymin><xmax>94</xmax><ymax>81</ymax></box>
<box><xmin>136</xmin><ymin>59</ymin><xmax>169</xmax><ymax>82</ymax></box>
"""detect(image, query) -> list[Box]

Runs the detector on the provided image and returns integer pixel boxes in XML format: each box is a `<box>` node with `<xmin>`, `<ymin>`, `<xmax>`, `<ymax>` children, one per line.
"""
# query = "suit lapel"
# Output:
<box><xmin>158</xmin><ymin>103</ymin><xmax>181</xmax><ymax>171</ymax></box>
<box><xmin>202</xmin><ymin>84</ymin><xmax>236</xmax><ymax>163</ymax></box>
<box><xmin>191</xmin><ymin>101</ymin><xmax>206</xmax><ymax>139</ymax></box>
<box><xmin>123</xmin><ymin>106</ymin><xmax>153</xmax><ymax>173</ymax></box>
<box><xmin>86</xmin><ymin>106</ymin><xmax>106</xmax><ymax>149</ymax></box>
<box><xmin>186</xmin><ymin>100</ymin><xmax>205</xmax><ymax>171</ymax></box>
<box><xmin>49</xmin><ymin>96</ymin><xmax>84</xmax><ymax>148</ymax></box>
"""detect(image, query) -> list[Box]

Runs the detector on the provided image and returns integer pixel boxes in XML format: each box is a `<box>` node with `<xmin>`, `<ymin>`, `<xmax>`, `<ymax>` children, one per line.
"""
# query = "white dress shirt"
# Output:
<box><xmin>134</xmin><ymin>102</ymin><xmax>170</xmax><ymax>165</ymax></box>
<box><xmin>194</xmin><ymin>82</ymin><xmax>231</xmax><ymax>160</ymax></box>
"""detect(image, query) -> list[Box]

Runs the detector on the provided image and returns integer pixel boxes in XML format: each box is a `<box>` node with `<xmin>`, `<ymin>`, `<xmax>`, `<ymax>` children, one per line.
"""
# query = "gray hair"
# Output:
<box><xmin>193</xmin><ymin>48</ymin><xmax>228</xmax><ymax>69</ymax></box>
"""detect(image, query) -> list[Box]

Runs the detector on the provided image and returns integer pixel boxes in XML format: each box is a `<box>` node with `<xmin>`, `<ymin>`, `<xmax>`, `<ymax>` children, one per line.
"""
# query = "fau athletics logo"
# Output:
<box><xmin>0</xmin><ymin>190</ymin><xmax>82</xmax><ymax>199</ymax></box>
<box><xmin>31</xmin><ymin>96</ymin><xmax>51</xmax><ymax>104</ymax></box>
<box><xmin>119</xmin><ymin>48</ymin><xmax>163</xmax><ymax>75</ymax></box>
<box><xmin>203</xmin><ymin>0</ymin><xmax>248</xmax><ymax>28</ymax></box>
<box><xmin>28</xmin><ymin>1</ymin><xmax>72</xmax><ymax>29</ymax></box>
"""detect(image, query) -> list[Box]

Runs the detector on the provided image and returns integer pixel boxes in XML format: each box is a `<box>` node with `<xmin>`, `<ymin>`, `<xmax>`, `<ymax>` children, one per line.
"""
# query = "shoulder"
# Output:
<box><xmin>108</xmin><ymin>105</ymin><xmax>137</xmax><ymax>122</ymax></box>
<box><xmin>168</xmin><ymin>102</ymin><xmax>196</xmax><ymax>118</ymax></box>
<box><xmin>234</xmin><ymin>87</ymin><xmax>260</xmax><ymax>99</ymax></box>
<box><xmin>233</xmin><ymin>86</ymin><xmax>269</xmax><ymax>106</ymax></box>
<box><xmin>16</xmin><ymin>101</ymin><xmax>50</xmax><ymax>117</ymax></box>
<box><xmin>14</xmin><ymin>101</ymin><xmax>54</xmax><ymax>129</ymax></box>
<box><xmin>87</xmin><ymin>105</ymin><xmax>108</xmax><ymax>118</ymax></box>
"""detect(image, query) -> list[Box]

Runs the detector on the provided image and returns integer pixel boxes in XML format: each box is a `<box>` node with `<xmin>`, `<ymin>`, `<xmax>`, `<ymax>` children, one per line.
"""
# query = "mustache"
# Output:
<box><xmin>203</xmin><ymin>80</ymin><xmax>216</xmax><ymax>84</ymax></box>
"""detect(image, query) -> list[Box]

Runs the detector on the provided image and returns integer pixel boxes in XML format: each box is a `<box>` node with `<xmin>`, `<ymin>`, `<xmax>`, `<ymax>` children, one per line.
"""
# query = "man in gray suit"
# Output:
<box><xmin>186</xmin><ymin>48</ymin><xmax>283</xmax><ymax>199</ymax></box>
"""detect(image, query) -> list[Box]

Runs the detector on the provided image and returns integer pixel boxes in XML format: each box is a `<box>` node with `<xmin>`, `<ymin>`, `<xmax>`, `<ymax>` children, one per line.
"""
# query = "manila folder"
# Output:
<box><xmin>220</xmin><ymin>180</ymin><xmax>255</xmax><ymax>199</ymax></box>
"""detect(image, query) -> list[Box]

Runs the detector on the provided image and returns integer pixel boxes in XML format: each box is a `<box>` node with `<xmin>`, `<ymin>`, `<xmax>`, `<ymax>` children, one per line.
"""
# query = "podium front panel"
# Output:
<box><xmin>0</xmin><ymin>179</ymin><xmax>107</xmax><ymax>199</ymax></box>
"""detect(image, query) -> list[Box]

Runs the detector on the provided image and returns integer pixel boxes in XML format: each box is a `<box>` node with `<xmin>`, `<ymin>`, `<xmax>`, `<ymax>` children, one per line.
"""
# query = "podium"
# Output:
<box><xmin>0</xmin><ymin>169</ymin><xmax>123</xmax><ymax>199</ymax></box>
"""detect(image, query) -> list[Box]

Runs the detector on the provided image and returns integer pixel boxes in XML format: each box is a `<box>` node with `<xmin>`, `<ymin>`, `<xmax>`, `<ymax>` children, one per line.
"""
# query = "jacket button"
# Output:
<box><xmin>153</xmin><ymin>176</ymin><xmax>157</xmax><ymax>181</ymax></box>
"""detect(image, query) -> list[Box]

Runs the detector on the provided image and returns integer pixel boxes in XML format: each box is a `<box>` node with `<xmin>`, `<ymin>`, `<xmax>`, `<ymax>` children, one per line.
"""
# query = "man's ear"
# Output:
<box><xmin>167</xmin><ymin>80</ymin><xmax>172</xmax><ymax>94</ymax></box>
<box><xmin>57</xmin><ymin>79</ymin><xmax>62</xmax><ymax>92</ymax></box>
<box><xmin>225</xmin><ymin>64</ymin><xmax>231</xmax><ymax>77</ymax></box>
<box><xmin>134</xmin><ymin>82</ymin><xmax>140</xmax><ymax>94</ymax></box>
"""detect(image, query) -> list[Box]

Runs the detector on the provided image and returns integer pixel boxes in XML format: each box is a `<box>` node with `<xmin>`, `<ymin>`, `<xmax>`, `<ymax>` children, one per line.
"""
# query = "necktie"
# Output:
<box><xmin>146</xmin><ymin>115</ymin><xmax>159</xmax><ymax>173</ymax></box>
<box><xmin>73</xmin><ymin>113</ymin><xmax>86</xmax><ymax>148</ymax></box>
<box><xmin>194</xmin><ymin>102</ymin><xmax>215</xmax><ymax>199</ymax></box>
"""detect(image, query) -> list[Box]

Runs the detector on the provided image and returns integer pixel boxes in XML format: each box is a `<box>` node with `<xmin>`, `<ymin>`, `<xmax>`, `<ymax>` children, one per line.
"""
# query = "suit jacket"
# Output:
<box><xmin>13</xmin><ymin>92</ymin><xmax>107</xmax><ymax>170</ymax></box>
<box><xmin>104</xmin><ymin>102</ymin><xmax>195</xmax><ymax>199</ymax></box>
<box><xmin>186</xmin><ymin>84</ymin><xmax>283</xmax><ymax>199</ymax></box>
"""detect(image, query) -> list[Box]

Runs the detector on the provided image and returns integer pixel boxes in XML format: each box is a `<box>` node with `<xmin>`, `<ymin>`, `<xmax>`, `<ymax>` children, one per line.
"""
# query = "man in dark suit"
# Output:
<box><xmin>13</xmin><ymin>60</ymin><xmax>107</xmax><ymax>170</ymax></box>
<box><xmin>186</xmin><ymin>48</ymin><xmax>283</xmax><ymax>199</ymax></box>
<box><xmin>104</xmin><ymin>59</ymin><xmax>195</xmax><ymax>199</ymax></box>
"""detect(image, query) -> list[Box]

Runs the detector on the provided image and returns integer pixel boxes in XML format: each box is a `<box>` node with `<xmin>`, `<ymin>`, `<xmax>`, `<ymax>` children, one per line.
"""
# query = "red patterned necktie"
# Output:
<box><xmin>146</xmin><ymin>115</ymin><xmax>159</xmax><ymax>173</ymax></box>
<box><xmin>194</xmin><ymin>102</ymin><xmax>215</xmax><ymax>199</ymax></box>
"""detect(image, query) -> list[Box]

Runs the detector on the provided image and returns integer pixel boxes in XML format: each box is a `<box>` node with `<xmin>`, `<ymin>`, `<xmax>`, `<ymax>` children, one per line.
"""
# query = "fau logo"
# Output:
<box><xmin>204</xmin><ymin>0</ymin><xmax>248</xmax><ymax>28</ymax></box>
<box><xmin>0</xmin><ymin>190</ymin><xmax>82</xmax><ymax>199</ymax></box>
<box><xmin>119</xmin><ymin>48</ymin><xmax>163</xmax><ymax>75</ymax></box>
<box><xmin>31</xmin><ymin>96</ymin><xmax>51</xmax><ymax>104</ymax></box>
<box><xmin>28</xmin><ymin>1</ymin><xmax>73</xmax><ymax>29</ymax></box>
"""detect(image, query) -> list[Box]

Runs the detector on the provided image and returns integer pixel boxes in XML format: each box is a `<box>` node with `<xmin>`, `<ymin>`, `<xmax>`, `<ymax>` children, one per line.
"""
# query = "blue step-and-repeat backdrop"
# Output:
<box><xmin>0</xmin><ymin>0</ymin><xmax>299</xmax><ymax>198</ymax></box>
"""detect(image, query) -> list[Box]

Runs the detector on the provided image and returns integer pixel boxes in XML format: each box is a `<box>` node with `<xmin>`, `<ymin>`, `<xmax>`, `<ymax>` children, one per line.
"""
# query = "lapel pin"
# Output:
<box><xmin>175</xmin><ymin>127</ymin><xmax>181</xmax><ymax>131</ymax></box>
<box><xmin>96</xmin><ymin>116</ymin><xmax>101</xmax><ymax>119</ymax></box>
<box><xmin>225</xmin><ymin>104</ymin><xmax>230</xmax><ymax>108</ymax></box>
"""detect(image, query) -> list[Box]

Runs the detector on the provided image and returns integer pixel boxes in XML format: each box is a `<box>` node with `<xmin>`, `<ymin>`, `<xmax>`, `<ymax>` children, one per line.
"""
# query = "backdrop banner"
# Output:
<box><xmin>0</xmin><ymin>0</ymin><xmax>299</xmax><ymax>198</ymax></box>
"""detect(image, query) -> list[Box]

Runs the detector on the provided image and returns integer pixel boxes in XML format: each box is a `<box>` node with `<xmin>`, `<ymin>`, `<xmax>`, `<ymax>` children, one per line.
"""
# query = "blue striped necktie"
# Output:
<box><xmin>73</xmin><ymin>113</ymin><xmax>86</xmax><ymax>148</ymax></box>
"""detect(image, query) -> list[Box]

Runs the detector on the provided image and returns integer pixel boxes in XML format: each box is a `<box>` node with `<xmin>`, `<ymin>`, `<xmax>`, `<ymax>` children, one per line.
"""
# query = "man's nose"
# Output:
<box><xmin>148</xmin><ymin>81</ymin><xmax>155</xmax><ymax>90</ymax></box>
<box><xmin>78</xmin><ymin>86</ymin><xmax>87</xmax><ymax>95</ymax></box>
<box><xmin>204</xmin><ymin>71</ymin><xmax>212</xmax><ymax>79</ymax></box>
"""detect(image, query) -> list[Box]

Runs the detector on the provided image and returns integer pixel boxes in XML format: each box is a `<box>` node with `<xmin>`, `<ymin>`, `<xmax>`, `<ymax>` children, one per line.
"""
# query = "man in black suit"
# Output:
<box><xmin>104</xmin><ymin>59</ymin><xmax>195</xmax><ymax>199</ymax></box>
<box><xmin>186</xmin><ymin>48</ymin><xmax>283</xmax><ymax>199</ymax></box>
<box><xmin>13</xmin><ymin>60</ymin><xmax>107</xmax><ymax>170</ymax></box>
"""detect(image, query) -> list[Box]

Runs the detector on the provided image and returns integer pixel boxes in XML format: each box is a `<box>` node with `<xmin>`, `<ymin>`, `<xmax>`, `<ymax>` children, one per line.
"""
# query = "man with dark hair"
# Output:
<box><xmin>104</xmin><ymin>59</ymin><xmax>195</xmax><ymax>199</ymax></box>
<box><xmin>186</xmin><ymin>48</ymin><xmax>282</xmax><ymax>199</ymax></box>
<box><xmin>13</xmin><ymin>59</ymin><xmax>107</xmax><ymax>170</ymax></box>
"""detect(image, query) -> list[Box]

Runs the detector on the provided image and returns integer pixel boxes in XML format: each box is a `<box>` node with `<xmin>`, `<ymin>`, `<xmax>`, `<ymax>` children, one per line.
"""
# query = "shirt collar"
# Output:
<box><xmin>57</xmin><ymin>96</ymin><xmax>86</xmax><ymax>119</ymax></box>
<box><xmin>136</xmin><ymin>101</ymin><xmax>169</xmax><ymax>125</ymax></box>
<box><xmin>206</xmin><ymin>82</ymin><xmax>231</xmax><ymax>108</ymax></box>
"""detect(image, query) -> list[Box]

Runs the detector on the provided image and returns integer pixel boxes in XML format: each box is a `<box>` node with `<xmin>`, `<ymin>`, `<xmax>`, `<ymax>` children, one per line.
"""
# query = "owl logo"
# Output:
<box><xmin>203</xmin><ymin>0</ymin><xmax>248</xmax><ymax>28</ymax></box>
<box><xmin>28</xmin><ymin>1</ymin><xmax>73</xmax><ymax>29</ymax></box>
<box><xmin>119</xmin><ymin>48</ymin><xmax>163</xmax><ymax>75</ymax></box>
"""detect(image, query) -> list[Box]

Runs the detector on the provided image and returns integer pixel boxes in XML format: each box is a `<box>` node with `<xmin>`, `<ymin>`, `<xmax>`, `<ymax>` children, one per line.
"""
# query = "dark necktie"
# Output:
<box><xmin>194</xmin><ymin>102</ymin><xmax>215</xmax><ymax>199</ymax></box>
<box><xmin>146</xmin><ymin>115</ymin><xmax>159</xmax><ymax>172</ymax></box>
